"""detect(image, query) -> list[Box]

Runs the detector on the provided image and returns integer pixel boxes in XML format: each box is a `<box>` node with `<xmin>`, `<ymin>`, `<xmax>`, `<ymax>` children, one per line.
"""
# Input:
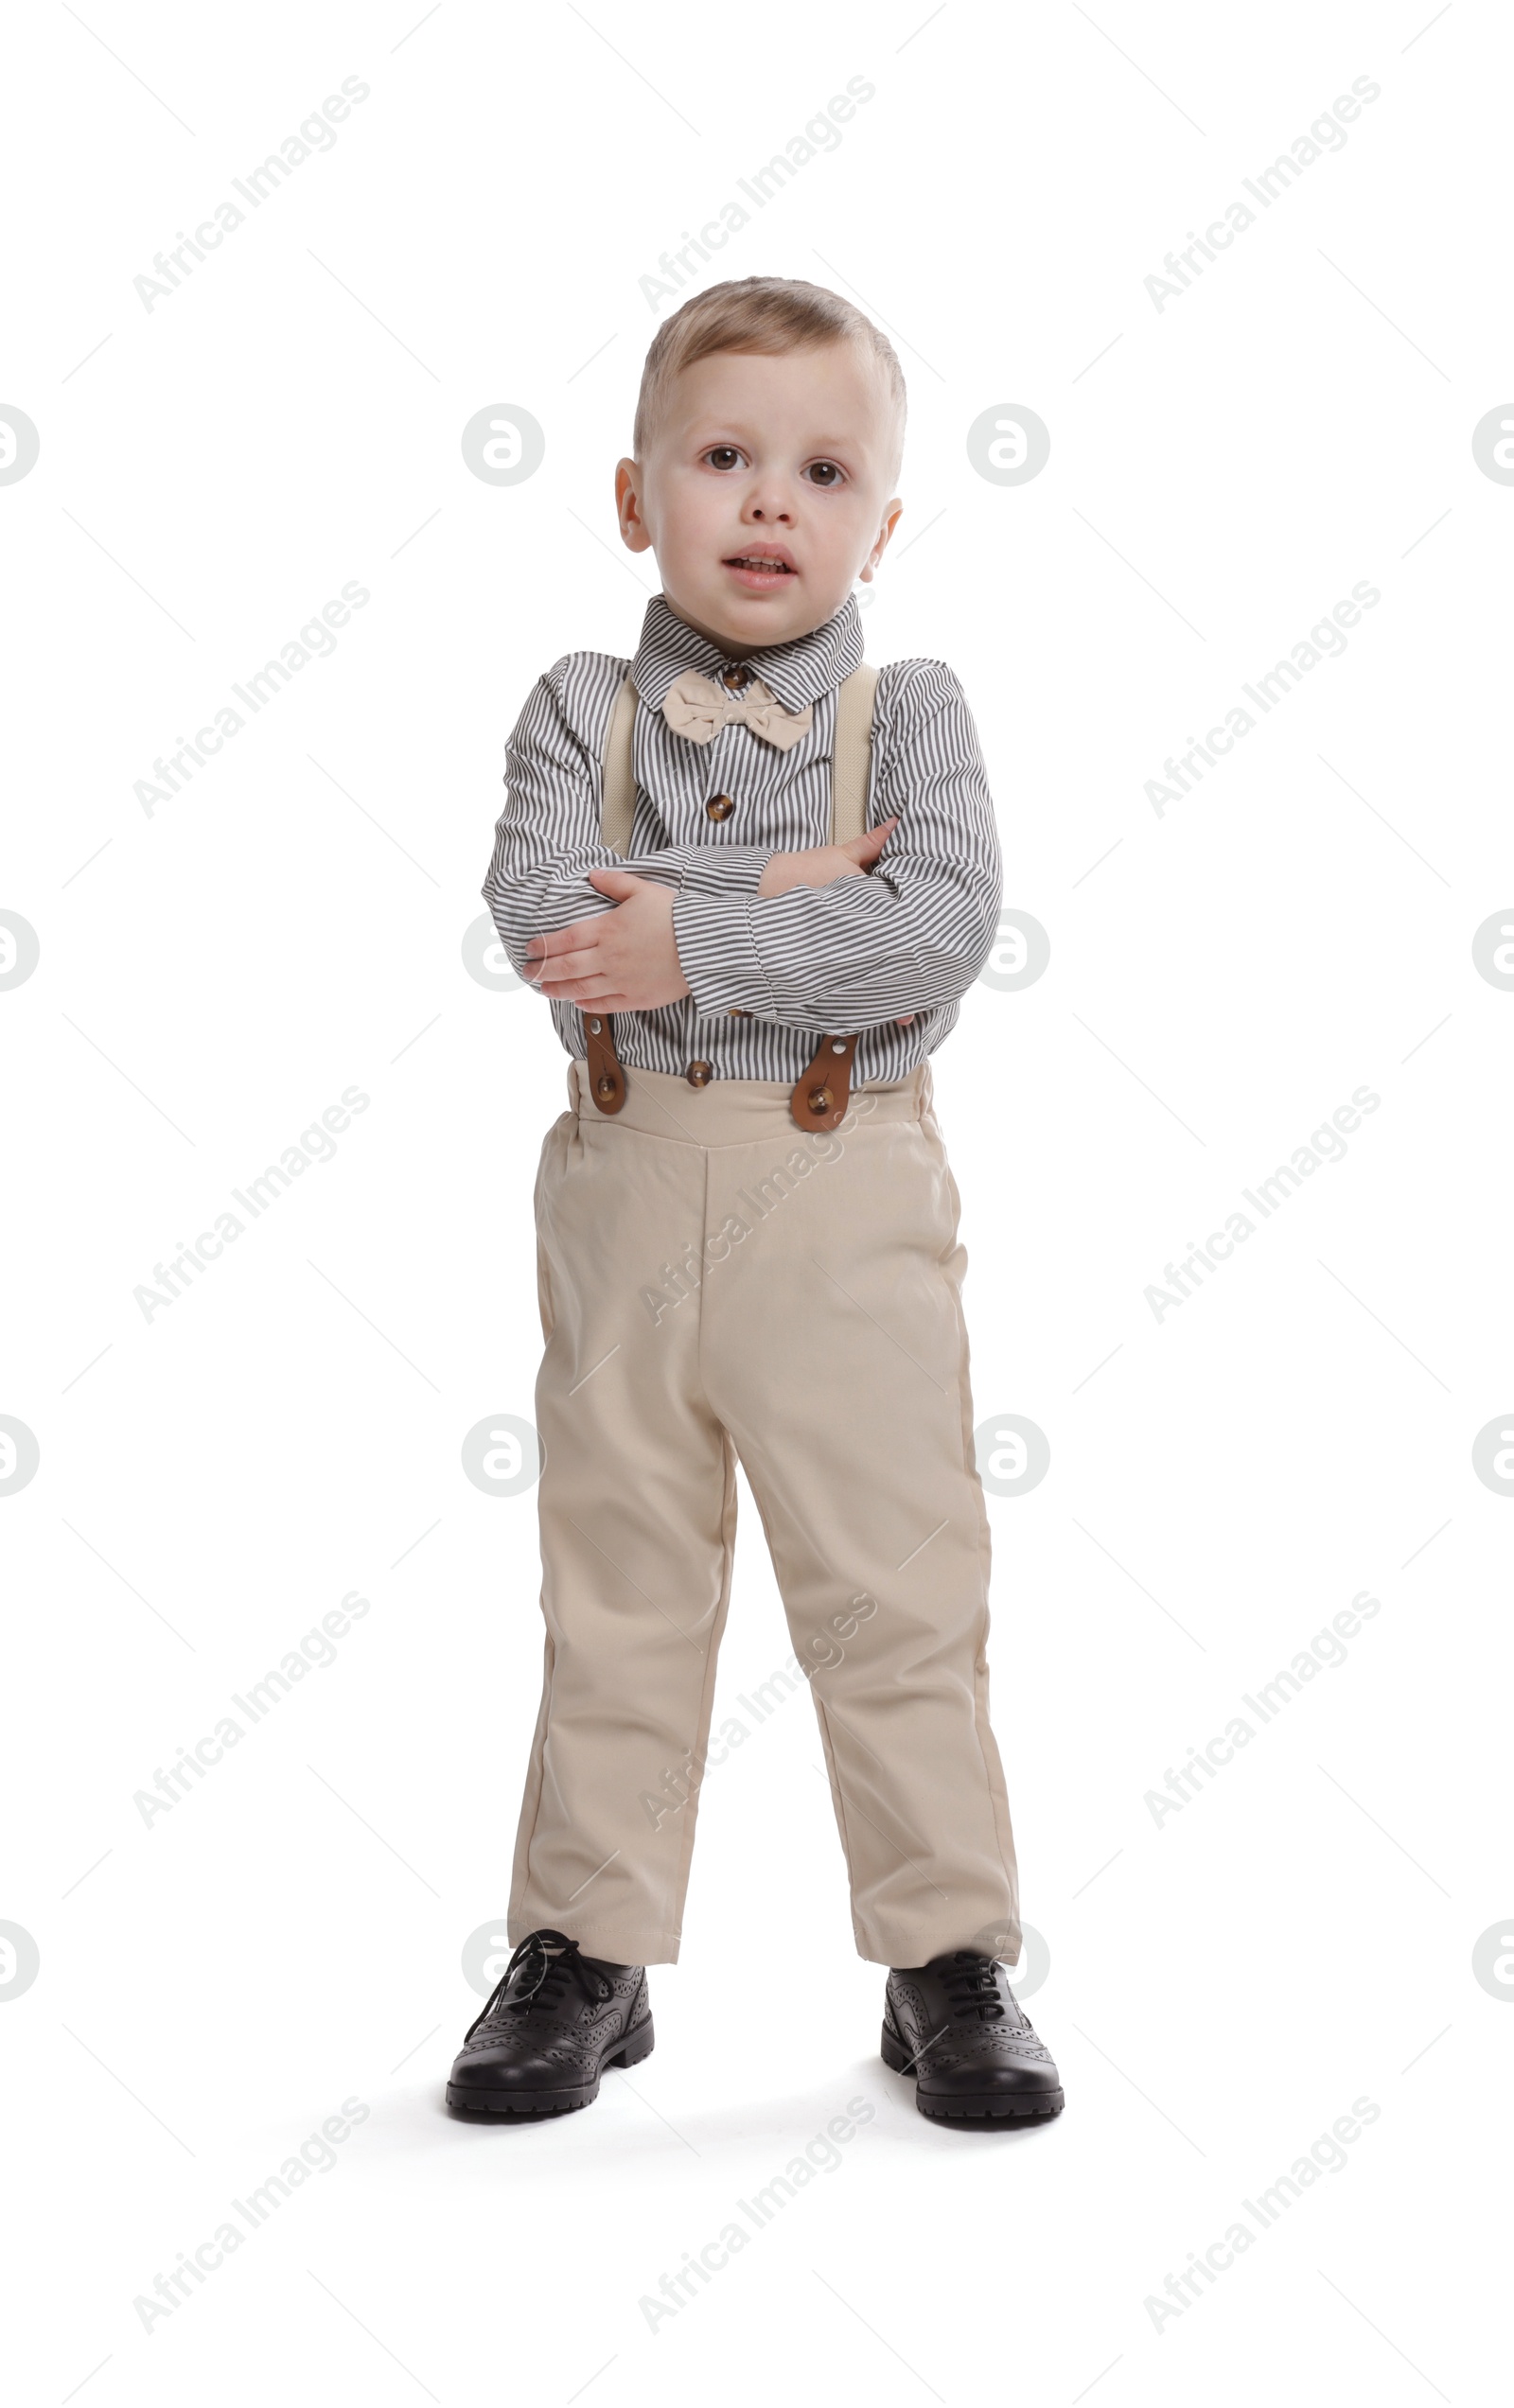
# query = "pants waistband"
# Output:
<box><xmin>567</xmin><ymin>1056</ymin><xmax>931</xmax><ymax>1147</ymax></box>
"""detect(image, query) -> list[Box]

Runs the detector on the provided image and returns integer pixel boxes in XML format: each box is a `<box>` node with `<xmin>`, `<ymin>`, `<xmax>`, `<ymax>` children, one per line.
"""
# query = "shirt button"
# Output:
<box><xmin>706</xmin><ymin>794</ymin><xmax>734</xmax><ymax>820</ymax></box>
<box><xmin>727</xmin><ymin>1007</ymin><xmax>751</xmax><ymax>1017</ymax></box>
<box><xmin>686</xmin><ymin>1060</ymin><xmax>713</xmax><ymax>1087</ymax></box>
<box><xmin>721</xmin><ymin>664</ymin><xmax>749</xmax><ymax>689</ymax></box>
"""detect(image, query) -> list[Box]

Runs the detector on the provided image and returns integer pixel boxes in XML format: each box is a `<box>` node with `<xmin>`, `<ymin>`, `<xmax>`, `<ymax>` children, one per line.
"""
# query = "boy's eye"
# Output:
<box><xmin>806</xmin><ymin>460</ymin><xmax>845</xmax><ymax>488</ymax></box>
<box><xmin>705</xmin><ymin>447</ymin><xmax>744</xmax><ymax>470</ymax></box>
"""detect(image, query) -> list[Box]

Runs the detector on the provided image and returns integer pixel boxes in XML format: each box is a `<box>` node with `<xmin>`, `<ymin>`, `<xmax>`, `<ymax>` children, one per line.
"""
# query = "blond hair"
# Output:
<box><xmin>632</xmin><ymin>275</ymin><xmax>906</xmax><ymax>480</ymax></box>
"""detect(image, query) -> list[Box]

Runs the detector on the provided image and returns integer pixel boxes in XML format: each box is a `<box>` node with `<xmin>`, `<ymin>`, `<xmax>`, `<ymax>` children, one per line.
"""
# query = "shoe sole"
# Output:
<box><xmin>447</xmin><ymin>2013</ymin><xmax>655</xmax><ymax>2118</ymax></box>
<box><xmin>880</xmin><ymin>2018</ymin><xmax>1064</xmax><ymax>2122</ymax></box>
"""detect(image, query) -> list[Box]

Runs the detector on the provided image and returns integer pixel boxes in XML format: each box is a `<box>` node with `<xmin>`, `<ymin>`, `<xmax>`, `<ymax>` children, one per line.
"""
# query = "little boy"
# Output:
<box><xmin>451</xmin><ymin>276</ymin><xmax>1063</xmax><ymax>2126</ymax></box>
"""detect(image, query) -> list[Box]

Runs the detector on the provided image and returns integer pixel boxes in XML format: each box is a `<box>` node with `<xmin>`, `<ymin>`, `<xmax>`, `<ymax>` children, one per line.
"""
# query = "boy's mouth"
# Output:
<box><xmin>723</xmin><ymin>546</ymin><xmax>798</xmax><ymax>589</ymax></box>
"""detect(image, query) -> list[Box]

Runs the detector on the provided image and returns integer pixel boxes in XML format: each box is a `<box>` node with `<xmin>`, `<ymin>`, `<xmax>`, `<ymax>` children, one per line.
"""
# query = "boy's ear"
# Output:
<box><xmin>859</xmin><ymin>497</ymin><xmax>904</xmax><ymax>582</ymax></box>
<box><xmin>615</xmin><ymin>458</ymin><xmax>654</xmax><ymax>553</ymax></box>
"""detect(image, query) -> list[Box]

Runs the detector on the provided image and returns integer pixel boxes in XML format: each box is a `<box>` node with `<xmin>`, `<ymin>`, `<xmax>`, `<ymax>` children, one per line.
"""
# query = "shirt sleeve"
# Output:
<box><xmin>670</xmin><ymin>659</ymin><xmax>1004</xmax><ymax>1029</ymax></box>
<box><xmin>481</xmin><ymin>659</ymin><xmax>777</xmax><ymax>984</ymax></box>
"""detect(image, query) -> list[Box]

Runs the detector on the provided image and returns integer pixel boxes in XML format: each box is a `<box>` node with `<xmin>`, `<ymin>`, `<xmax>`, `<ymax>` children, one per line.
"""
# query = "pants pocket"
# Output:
<box><xmin>533</xmin><ymin>1111</ymin><xmax>575</xmax><ymax>1344</ymax></box>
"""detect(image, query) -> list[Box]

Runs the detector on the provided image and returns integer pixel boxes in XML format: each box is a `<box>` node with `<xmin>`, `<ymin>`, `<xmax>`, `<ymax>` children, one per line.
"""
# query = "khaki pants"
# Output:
<box><xmin>508</xmin><ymin>1055</ymin><xmax>1021</xmax><ymax>1968</ymax></box>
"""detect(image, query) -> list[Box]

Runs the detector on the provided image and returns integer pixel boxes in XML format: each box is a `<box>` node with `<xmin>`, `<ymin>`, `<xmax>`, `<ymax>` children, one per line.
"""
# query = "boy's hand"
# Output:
<box><xmin>523</xmin><ymin>869</ymin><xmax>692</xmax><ymax>1011</ymax></box>
<box><xmin>756</xmin><ymin>816</ymin><xmax>899</xmax><ymax>899</ymax></box>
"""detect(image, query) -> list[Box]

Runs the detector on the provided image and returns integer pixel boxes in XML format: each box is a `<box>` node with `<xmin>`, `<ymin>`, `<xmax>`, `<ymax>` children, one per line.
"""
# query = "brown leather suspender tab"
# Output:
<box><xmin>792</xmin><ymin>1032</ymin><xmax>857</xmax><ymax>1133</ymax></box>
<box><xmin>583</xmin><ymin>1011</ymin><xmax>626</xmax><ymax>1113</ymax></box>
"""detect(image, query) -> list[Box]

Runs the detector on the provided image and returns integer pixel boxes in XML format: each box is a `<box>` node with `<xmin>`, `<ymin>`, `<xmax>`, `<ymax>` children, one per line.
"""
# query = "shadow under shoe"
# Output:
<box><xmin>882</xmin><ymin>1949</ymin><xmax>1064</xmax><ymax>2124</ymax></box>
<box><xmin>447</xmin><ymin>1928</ymin><xmax>653</xmax><ymax>2118</ymax></box>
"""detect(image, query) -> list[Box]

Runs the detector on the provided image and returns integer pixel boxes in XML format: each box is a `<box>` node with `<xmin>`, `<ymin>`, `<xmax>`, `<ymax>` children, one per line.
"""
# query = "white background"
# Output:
<box><xmin>3</xmin><ymin>1</ymin><xmax>1510</xmax><ymax>2400</ymax></box>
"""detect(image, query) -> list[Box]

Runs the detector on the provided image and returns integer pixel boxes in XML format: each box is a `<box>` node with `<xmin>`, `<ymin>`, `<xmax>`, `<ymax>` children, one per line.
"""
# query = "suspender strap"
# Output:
<box><xmin>584</xmin><ymin>677</ymin><xmax>639</xmax><ymax>1111</ymax></box>
<box><xmin>600</xmin><ymin>675</ymin><xmax>638</xmax><ymax>858</ymax></box>
<box><xmin>829</xmin><ymin>660</ymin><xmax>877</xmax><ymax>846</ymax></box>
<box><xmin>790</xmin><ymin>660</ymin><xmax>878</xmax><ymax>1132</ymax></box>
<box><xmin>588</xmin><ymin>662</ymin><xmax>879</xmax><ymax>1121</ymax></box>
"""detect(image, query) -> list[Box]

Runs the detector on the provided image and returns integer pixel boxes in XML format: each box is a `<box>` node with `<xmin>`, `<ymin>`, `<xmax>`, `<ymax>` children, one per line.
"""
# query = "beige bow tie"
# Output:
<box><xmin>660</xmin><ymin>667</ymin><xmax>814</xmax><ymax>751</ymax></box>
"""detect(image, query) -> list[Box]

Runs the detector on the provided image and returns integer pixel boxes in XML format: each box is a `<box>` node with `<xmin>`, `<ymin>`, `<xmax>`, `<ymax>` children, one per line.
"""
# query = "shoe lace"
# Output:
<box><xmin>938</xmin><ymin>1951</ymin><xmax>1013</xmax><ymax>2026</ymax></box>
<box><xmin>466</xmin><ymin>1929</ymin><xmax>613</xmax><ymax>2042</ymax></box>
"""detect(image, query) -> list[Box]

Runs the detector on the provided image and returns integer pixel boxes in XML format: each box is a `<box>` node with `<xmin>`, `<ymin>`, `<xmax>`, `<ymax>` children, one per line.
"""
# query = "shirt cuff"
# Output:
<box><xmin>672</xmin><ymin>889</ymin><xmax>777</xmax><ymax>1018</ymax></box>
<box><xmin>673</xmin><ymin>845</ymin><xmax>774</xmax><ymax>900</ymax></box>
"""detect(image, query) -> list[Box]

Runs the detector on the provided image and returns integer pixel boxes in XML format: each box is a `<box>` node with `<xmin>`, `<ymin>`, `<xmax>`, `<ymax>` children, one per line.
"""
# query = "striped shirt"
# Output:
<box><xmin>482</xmin><ymin>590</ymin><xmax>1003</xmax><ymax>1084</ymax></box>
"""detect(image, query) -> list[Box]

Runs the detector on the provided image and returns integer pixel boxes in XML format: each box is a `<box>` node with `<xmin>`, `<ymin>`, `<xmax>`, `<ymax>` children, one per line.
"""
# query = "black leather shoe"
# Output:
<box><xmin>447</xmin><ymin>1929</ymin><xmax>653</xmax><ymax>2118</ymax></box>
<box><xmin>883</xmin><ymin>1949</ymin><xmax>1064</xmax><ymax>2122</ymax></box>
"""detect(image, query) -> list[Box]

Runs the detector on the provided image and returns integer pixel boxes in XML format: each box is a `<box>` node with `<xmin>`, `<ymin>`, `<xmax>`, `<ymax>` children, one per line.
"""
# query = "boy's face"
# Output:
<box><xmin>615</xmin><ymin>343</ymin><xmax>903</xmax><ymax>657</ymax></box>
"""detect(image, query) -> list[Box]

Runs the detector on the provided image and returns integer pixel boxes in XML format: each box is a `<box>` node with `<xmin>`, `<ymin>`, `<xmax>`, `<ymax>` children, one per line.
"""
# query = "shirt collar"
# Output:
<box><xmin>630</xmin><ymin>590</ymin><xmax>865</xmax><ymax>716</ymax></box>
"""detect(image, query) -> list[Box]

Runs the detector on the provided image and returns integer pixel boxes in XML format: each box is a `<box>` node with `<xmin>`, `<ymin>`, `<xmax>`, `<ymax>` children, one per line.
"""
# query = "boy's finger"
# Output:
<box><xmin>527</xmin><ymin>943</ymin><xmax>605</xmax><ymax>984</ymax></box>
<box><xmin>524</xmin><ymin>917</ymin><xmax>607</xmax><ymax>963</ymax></box>
<box><xmin>534</xmin><ymin>975</ymin><xmax>618</xmax><ymax>1001</ymax></box>
<box><xmin>840</xmin><ymin>817</ymin><xmax>899</xmax><ymax>860</ymax></box>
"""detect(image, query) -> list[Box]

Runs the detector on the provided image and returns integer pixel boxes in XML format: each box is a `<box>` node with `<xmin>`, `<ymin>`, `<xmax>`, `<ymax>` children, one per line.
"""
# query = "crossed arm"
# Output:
<box><xmin>484</xmin><ymin>656</ymin><xmax>1002</xmax><ymax>1033</ymax></box>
